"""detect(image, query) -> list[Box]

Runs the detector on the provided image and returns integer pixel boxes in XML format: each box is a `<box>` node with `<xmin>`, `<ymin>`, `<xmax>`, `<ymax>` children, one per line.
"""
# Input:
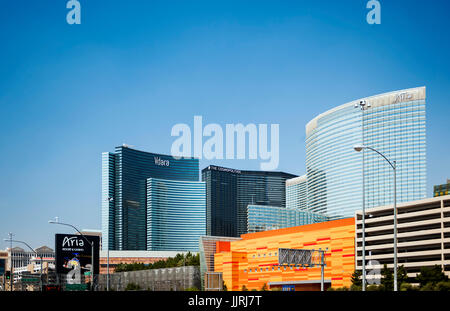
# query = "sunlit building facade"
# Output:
<box><xmin>146</xmin><ymin>178</ymin><xmax>205</xmax><ymax>251</ymax></box>
<box><xmin>247</xmin><ymin>204</ymin><xmax>328</xmax><ymax>233</ymax></box>
<box><xmin>286</xmin><ymin>175</ymin><xmax>308</xmax><ymax>210</ymax></box>
<box><xmin>306</xmin><ymin>87</ymin><xmax>427</xmax><ymax>219</ymax></box>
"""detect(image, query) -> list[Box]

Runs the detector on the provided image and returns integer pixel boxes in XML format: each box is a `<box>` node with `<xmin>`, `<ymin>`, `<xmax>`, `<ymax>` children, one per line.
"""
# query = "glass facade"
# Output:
<box><xmin>286</xmin><ymin>175</ymin><xmax>308</xmax><ymax>210</ymax></box>
<box><xmin>305</xmin><ymin>87</ymin><xmax>427</xmax><ymax>219</ymax></box>
<box><xmin>247</xmin><ymin>204</ymin><xmax>329</xmax><ymax>233</ymax></box>
<box><xmin>147</xmin><ymin>178</ymin><xmax>205</xmax><ymax>251</ymax></box>
<box><xmin>202</xmin><ymin>165</ymin><xmax>297</xmax><ymax>237</ymax></box>
<box><xmin>102</xmin><ymin>145</ymin><xmax>200</xmax><ymax>250</ymax></box>
<box><xmin>434</xmin><ymin>180</ymin><xmax>450</xmax><ymax>197</ymax></box>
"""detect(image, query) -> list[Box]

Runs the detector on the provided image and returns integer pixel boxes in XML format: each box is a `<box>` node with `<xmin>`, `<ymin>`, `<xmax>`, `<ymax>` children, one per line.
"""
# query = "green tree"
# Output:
<box><xmin>351</xmin><ymin>270</ymin><xmax>362</xmax><ymax>287</ymax></box>
<box><xmin>397</xmin><ymin>265</ymin><xmax>408</xmax><ymax>286</ymax></box>
<box><xmin>112</xmin><ymin>253</ymin><xmax>201</xmax><ymax>272</ymax></box>
<box><xmin>241</xmin><ymin>285</ymin><xmax>248</xmax><ymax>291</ymax></box>
<box><xmin>416</xmin><ymin>265</ymin><xmax>449</xmax><ymax>288</ymax></box>
<box><xmin>381</xmin><ymin>264</ymin><xmax>394</xmax><ymax>291</ymax></box>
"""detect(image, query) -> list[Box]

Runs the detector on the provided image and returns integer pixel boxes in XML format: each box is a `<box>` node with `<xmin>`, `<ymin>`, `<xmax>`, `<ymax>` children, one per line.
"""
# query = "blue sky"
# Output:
<box><xmin>0</xmin><ymin>0</ymin><xmax>449</xmax><ymax>248</ymax></box>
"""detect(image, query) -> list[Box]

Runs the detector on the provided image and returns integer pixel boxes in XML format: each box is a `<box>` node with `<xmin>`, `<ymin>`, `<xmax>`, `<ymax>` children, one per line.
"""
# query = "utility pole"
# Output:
<box><xmin>8</xmin><ymin>233</ymin><xmax>13</xmax><ymax>292</ymax></box>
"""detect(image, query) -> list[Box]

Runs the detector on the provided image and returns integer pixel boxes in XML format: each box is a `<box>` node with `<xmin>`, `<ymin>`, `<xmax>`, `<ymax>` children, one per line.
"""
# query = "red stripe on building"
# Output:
<box><xmin>316</xmin><ymin>237</ymin><xmax>331</xmax><ymax>241</ymax></box>
<box><xmin>343</xmin><ymin>254</ymin><xmax>355</xmax><ymax>257</ymax></box>
<box><xmin>331</xmin><ymin>249</ymin><xmax>343</xmax><ymax>253</ymax></box>
<box><xmin>332</xmin><ymin>277</ymin><xmax>343</xmax><ymax>281</ymax></box>
<box><xmin>258</xmin><ymin>263</ymin><xmax>278</xmax><ymax>267</ymax></box>
<box><xmin>248</xmin><ymin>278</ymin><xmax>259</xmax><ymax>281</ymax></box>
<box><xmin>303</xmin><ymin>242</ymin><xmax>317</xmax><ymax>246</ymax></box>
<box><xmin>256</xmin><ymin>247</ymin><xmax>267</xmax><ymax>250</ymax></box>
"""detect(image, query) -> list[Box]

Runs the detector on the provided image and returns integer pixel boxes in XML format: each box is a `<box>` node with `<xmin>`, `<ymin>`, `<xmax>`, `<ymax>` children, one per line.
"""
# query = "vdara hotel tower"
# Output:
<box><xmin>102</xmin><ymin>145</ymin><xmax>205</xmax><ymax>251</ymax></box>
<box><xmin>306</xmin><ymin>87</ymin><xmax>427</xmax><ymax>219</ymax></box>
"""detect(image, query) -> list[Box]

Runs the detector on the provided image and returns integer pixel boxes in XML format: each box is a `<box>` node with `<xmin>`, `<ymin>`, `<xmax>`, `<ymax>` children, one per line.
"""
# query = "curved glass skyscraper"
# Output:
<box><xmin>305</xmin><ymin>87</ymin><xmax>426</xmax><ymax>219</ymax></box>
<box><xmin>147</xmin><ymin>178</ymin><xmax>205</xmax><ymax>251</ymax></box>
<box><xmin>102</xmin><ymin>145</ymin><xmax>201</xmax><ymax>250</ymax></box>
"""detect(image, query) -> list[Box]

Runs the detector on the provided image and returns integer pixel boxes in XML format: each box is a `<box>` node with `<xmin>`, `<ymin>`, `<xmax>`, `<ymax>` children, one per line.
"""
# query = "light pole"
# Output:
<box><xmin>48</xmin><ymin>218</ymin><xmax>95</xmax><ymax>291</ymax></box>
<box><xmin>106</xmin><ymin>196</ymin><xmax>114</xmax><ymax>291</ymax></box>
<box><xmin>8</xmin><ymin>233</ymin><xmax>13</xmax><ymax>291</ymax></box>
<box><xmin>354</xmin><ymin>99</ymin><xmax>370</xmax><ymax>291</ymax></box>
<box><xmin>4</xmin><ymin>238</ymin><xmax>43</xmax><ymax>291</ymax></box>
<box><xmin>354</xmin><ymin>144</ymin><xmax>397</xmax><ymax>291</ymax></box>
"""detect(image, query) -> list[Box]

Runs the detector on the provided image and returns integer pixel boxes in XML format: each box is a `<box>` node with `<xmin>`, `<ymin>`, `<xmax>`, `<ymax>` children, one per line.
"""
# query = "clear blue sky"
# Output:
<box><xmin>1</xmin><ymin>0</ymin><xmax>449</xmax><ymax>248</ymax></box>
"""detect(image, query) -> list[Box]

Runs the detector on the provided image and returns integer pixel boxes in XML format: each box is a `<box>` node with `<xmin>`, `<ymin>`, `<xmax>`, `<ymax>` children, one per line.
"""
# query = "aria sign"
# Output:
<box><xmin>394</xmin><ymin>92</ymin><xmax>413</xmax><ymax>104</ymax></box>
<box><xmin>55</xmin><ymin>234</ymin><xmax>99</xmax><ymax>275</ymax></box>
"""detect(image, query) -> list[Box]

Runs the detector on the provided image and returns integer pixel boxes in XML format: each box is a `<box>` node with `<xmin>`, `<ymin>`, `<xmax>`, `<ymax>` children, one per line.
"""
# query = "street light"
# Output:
<box><xmin>354</xmin><ymin>144</ymin><xmax>398</xmax><ymax>291</ymax></box>
<box><xmin>354</xmin><ymin>100</ymin><xmax>370</xmax><ymax>291</ymax></box>
<box><xmin>4</xmin><ymin>238</ymin><xmax>43</xmax><ymax>291</ymax></box>
<box><xmin>48</xmin><ymin>218</ymin><xmax>95</xmax><ymax>291</ymax></box>
<box><xmin>106</xmin><ymin>196</ymin><xmax>114</xmax><ymax>291</ymax></box>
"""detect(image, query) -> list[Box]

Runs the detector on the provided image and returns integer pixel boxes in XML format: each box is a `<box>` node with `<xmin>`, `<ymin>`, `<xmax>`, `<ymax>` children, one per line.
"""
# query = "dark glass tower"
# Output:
<box><xmin>202</xmin><ymin>165</ymin><xmax>297</xmax><ymax>237</ymax></box>
<box><xmin>102</xmin><ymin>145</ymin><xmax>200</xmax><ymax>251</ymax></box>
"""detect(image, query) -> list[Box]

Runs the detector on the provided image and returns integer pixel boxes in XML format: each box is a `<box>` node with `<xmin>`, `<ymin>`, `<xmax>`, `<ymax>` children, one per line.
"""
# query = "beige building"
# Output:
<box><xmin>356</xmin><ymin>195</ymin><xmax>450</xmax><ymax>283</ymax></box>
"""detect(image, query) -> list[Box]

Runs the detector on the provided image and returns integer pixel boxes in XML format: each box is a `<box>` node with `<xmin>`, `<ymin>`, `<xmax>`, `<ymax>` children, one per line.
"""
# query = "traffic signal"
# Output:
<box><xmin>5</xmin><ymin>271</ymin><xmax>10</xmax><ymax>280</ymax></box>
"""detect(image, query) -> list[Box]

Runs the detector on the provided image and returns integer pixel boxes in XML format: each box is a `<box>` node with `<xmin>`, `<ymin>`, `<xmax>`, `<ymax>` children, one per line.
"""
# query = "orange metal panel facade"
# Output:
<box><xmin>214</xmin><ymin>218</ymin><xmax>355</xmax><ymax>291</ymax></box>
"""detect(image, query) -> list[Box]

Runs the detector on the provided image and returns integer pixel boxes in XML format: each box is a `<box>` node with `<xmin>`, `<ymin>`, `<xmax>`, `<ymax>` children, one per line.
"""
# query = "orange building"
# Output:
<box><xmin>214</xmin><ymin>218</ymin><xmax>355</xmax><ymax>291</ymax></box>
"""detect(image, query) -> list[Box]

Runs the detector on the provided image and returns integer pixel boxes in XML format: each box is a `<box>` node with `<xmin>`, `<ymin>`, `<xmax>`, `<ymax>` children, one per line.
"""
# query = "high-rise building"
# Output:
<box><xmin>202</xmin><ymin>165</ymin><xmax>297</xmax><ymax>237</ymax></box>
<box><xmin>434</xmin><ymin>179</ymin><xmax>450</xmax><ymax>197</ymax></box>
<box><xmin>246</xmin><ymin>204</ymin><xmax>329</xmax><ymax>233</ymax></box>
<box><xmin>286</xmin><ymin>175</ymin><xmax>308</xmax><ymax>210</ymax></box>
<box><xmin>147</xmin><ymin>178</ymin><xmax>205</xmax><ymax>251</ymax></box>
<box><xmin>305</xmin><ymin>87</ymin><xmax>427</xmax><ymax>219</ymax></box>
<box><xmin>102</xmin><ymin>145</ymin><xmax>203</xmax><ymax>251</ymax></box>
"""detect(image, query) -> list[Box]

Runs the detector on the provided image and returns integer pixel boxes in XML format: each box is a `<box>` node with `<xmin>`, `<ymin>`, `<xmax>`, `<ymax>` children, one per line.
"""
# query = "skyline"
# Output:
<box><xmin>1</xmin><ymin>0</ymin><xmax>450</xmax><ymax>248</ymax></box>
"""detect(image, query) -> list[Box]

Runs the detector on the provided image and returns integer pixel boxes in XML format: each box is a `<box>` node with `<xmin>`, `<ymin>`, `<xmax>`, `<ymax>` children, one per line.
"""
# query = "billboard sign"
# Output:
<box><xmin>55</xmin><ymin>234</ymin><xmax>99</xmax><ymax>275</ymax></box>
<box><xmin>0</xmin><ymin>259</ymin><xmax>5</xmax><ymax>275</ymax></box>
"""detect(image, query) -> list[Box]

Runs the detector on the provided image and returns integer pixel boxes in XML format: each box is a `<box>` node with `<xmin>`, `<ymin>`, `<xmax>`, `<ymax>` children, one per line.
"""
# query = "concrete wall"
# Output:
<box><xmin>97</xmin><ymin>266</ymin><xmax>201</xmax><ymax>291</ymax></box>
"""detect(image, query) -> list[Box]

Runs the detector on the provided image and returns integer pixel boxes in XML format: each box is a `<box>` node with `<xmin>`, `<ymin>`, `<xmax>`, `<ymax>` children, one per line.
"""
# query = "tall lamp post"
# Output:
<box><xmin>106</xmin><ymin>196</ymin><xmax>114</xmax><ymax>291</ymax></box>
<box><xmin>354</xmin><ymin>145</ymin><xmax>397</xmax><ymax>291</ymax></box>
<box><xmin>48</xmin><ymin>218</ymin><xmax>95</xmax><ymax>291</ymax></box>
<box><xmin>4</xmin><ymin>238</ymin><xmax>43</xmax><ymax>291</ymax></box>
<box><xmin>354</xmin><ymin>99</ymin><xmax>370</xmax><ymax>291</ymax></box>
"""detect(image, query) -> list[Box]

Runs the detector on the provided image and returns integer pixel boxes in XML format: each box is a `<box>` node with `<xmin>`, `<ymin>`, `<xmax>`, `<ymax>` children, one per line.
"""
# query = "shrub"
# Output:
<box><xmin>350</xmin><ymin>284</ymin><xmax>362</xmax><ymax>291</ymax></box>
<box><xmin>420</xmin><ymin>283</ymin><xmax>435</xmax><ymax>291</ymax></box>
<box><xmin>241</xmin><ymin>285</ymin><xmax>248</xmax><ymax>291</ymax></box>
<box><xmin>435</xmin><ymin>281</ymin><xmax>450</xmax><ymax>291</ymax></box>
<box><xmin>185</xmin><ymin>286</ymin><xmax>199</xmax><ymax>291</ymax></box>
<box><xmin>366</xmin><ymin>284</ymin><xmax>381</xmax><ymax>291</ymax></box>
<box><xmin>125</xmin><ymin>283</ymin><xmax>141</xmax><ymax>291</ymax></box>
<box><xmin>400</xmin><ymin>283</ymin><xmax>419</xmax><ymax>291</ymax></box>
